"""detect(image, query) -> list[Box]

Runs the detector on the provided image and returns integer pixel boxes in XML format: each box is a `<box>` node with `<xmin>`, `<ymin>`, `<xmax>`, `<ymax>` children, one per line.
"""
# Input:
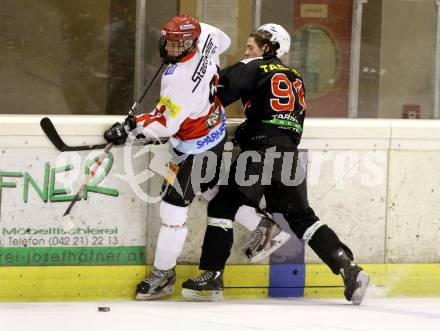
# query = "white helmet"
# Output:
<box><xmin>257</xmin><ymin>23</ymin><xmax>291</xmax><ymax>57</ymax></box>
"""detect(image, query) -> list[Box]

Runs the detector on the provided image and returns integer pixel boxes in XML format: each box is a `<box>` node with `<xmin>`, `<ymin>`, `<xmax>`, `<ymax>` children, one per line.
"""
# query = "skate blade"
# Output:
<box><xmin>135</xmin><ymin>285</ymin><xmax>174</xmax><ymax>301</ymax></box>
<box><xmin>351</xmin><ymin>271</ymin><xmax>370</xmax><ymax>305</ymax></box>
<box><xmin>249</xmin><ymin>231</ymin><xmax>291</xmax><ymax>263</ymax></box>
<box><xmin>181</xmin><ymin>288</ymin><xmax>224</xmax><ymax>302</ymax></box>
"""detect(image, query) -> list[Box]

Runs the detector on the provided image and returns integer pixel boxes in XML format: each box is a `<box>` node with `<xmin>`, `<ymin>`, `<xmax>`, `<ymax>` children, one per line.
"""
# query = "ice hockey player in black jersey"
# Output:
<box><xmin>181</xmin><ymin>23</ymin><xmax>370</xmax><ymax>304</ymax></box>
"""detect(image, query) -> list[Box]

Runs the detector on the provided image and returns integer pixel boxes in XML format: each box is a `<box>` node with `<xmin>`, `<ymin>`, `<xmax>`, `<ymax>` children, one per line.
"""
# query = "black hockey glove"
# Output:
<box><xmin>103</xmin><ymin>116</ymin><xmax>138</xmax><ymax>145</ymax></box>
<box><xmin>104</xmin><ymin>122</ymin><xmax>128</xmax><ymax>145</ymax></box>
<box><xmin>104</xmin><ymin>115</ymin><xmax>144</xmax><ymax>145</ymax></box>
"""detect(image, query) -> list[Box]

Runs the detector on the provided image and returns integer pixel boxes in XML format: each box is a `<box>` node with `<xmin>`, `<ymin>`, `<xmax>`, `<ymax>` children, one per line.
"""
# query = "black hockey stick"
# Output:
<box><xmin>40</xmin><ymin>117</ymin><xmax>168</xmax><ymax>152</ymax></box>
<box><xmin>40</xmin><ymin>117</ymin><xmax>108</xmax><ymax>151</ymax></box>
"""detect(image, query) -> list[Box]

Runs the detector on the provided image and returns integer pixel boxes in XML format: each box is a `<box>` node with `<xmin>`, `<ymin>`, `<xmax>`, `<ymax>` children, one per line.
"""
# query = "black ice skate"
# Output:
<box><xmin>245</xmin><ymin>216</ymin><xmax>291</xmax><ymax>262</ymax></box>
<box><xmin>136</xmin><ymin>267</ymin><xmax>176</xmax><ymax>300</ymax></box>
<box><xmin>332</xmin><ymin>248</ymin><xmax>370</xmax><ymax>305</ymax></box>
<box><xmin>181</xmin><ymin>270</ymin><xmax>224</xmax><ymax>302</ymax></box>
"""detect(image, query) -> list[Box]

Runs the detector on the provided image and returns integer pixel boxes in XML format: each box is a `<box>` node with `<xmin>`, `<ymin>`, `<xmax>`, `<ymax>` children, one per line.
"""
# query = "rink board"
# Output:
<box><xmin>1</xmin><ymin>264</ymin><xmax>439</xmax><ymax>301</ymax></box>
<box><xmin>0</xmin><ymin>265</ymin><xmax>269</xmax><ymax>301</ymax></box>
<box><xmin>2</xmin><ymin>116</ymin><xmax>440</xmax><ymax>302</ymax></box>
<box><xmin>305</xmin><ymin>263</ymin><xmax>440</xmax><ymax>298</ymax></box>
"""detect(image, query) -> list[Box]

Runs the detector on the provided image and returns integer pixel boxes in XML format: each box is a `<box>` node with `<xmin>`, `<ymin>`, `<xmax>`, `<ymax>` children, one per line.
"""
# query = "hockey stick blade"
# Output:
<box><xmin>40</xmin><ymin>117</ymin><xmax>107</xmax><ymax>151</ymax></box>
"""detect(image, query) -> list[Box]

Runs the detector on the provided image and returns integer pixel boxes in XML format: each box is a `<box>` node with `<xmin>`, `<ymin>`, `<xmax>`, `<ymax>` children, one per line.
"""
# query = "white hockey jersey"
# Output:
<box><xmin>134</xmin><ymin>23</ymin><xmax>231</xmax><ymax>154</ymax></box>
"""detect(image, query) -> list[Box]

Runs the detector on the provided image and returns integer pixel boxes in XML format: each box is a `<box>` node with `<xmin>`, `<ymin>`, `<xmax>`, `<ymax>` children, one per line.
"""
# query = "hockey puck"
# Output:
<box><xmin>98</xmin><ymin>306</ymin><xmax>110</xmax><ymax>312</ymax></box>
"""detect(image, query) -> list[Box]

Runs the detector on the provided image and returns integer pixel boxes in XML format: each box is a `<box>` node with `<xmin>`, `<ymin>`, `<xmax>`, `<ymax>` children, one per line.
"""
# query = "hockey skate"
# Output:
<box><xmin>332</xmin><ymin>248</ymin><xmax>370</xmax><ymax>305</ymax></box>
<box><xmin>135</xmin><ymin>267</ymin><xmax>176</xmax><ymax>300</ymax></box>
<box><xmin>245</xmin><ymin>216</ymin><xmax>291</xmax><ymax>262</ymax></box>
<box><xmin>181</xmin><ymin>270</ymin><xmax>224</xmax><ymax>302</ymax></box>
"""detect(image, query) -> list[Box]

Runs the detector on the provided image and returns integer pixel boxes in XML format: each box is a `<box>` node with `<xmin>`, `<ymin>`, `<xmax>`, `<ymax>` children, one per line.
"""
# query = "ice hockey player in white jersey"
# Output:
<box><xmin>104</xmin><ymin>15</ymin><xmax>231</xmax><ymax>300</ymax></box>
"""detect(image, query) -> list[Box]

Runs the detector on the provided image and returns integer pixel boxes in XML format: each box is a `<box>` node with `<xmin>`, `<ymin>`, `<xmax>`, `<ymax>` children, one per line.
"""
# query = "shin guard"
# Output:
<box><xmin>200</xmin><ymin>222</ymin><xmax>233</xmax><ymax>271</ymax></box>
<box><xmin>308</xmin><ymin>225</ymin><xmax>354</xmax><ymax>275</ymax></box>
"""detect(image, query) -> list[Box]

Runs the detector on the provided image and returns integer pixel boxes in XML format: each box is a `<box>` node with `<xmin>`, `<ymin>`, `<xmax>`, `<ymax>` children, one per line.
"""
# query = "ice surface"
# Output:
<box><xmin>0</xmin><ymin>298</ymin><xmax>439</xmax><ymax>331</ymax></box>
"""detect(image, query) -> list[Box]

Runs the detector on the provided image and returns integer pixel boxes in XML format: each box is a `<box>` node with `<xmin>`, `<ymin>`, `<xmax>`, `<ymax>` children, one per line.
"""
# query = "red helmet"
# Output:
<box><xmin>162</xmin><ymin>15</ymin><xmax>201</xmax><ymax>43</ymax></box>
<box><xmin>159</xmin><ymin>15</ymin><xmax>201</xmax><ymax>64</ymax></box>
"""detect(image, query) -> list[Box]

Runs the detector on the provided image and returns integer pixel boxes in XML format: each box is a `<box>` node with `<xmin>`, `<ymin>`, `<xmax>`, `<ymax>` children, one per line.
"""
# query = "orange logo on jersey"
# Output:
<box><xmin>164</xmin><ymin>162</ymin><xmax>179</xmax><ymax>185</ymax></box>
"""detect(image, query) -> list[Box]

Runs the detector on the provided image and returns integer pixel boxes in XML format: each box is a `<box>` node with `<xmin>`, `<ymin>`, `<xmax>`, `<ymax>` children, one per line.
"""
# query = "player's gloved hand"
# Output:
<box><xmin>103</xmin><ymin>122</ymin><xmax>129</xmax><ymax>145</ymax></box>
<box><xmin>104</xmin><ymin>115</ymin><xmax>140</xmax><ymax>145</ymax></box>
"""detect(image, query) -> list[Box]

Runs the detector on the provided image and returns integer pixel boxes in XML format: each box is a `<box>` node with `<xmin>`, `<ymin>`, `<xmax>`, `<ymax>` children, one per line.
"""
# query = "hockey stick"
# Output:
<box><xmin>63</xmin><ymin>142</ymin><xmax>113</xmax><ymax>216</ymax></box>
<box><xmin>40</xmin><ymin>117</ymin><xmax>168</xmax><ymax>151</ymax></box>
<box><xmin>40</xmin><ymin>117</ymin><xmax>108</xmax><ymax>151</ymax></box>
<box><xmin>63</xmin><ymin>61</ymin><xmax>166</xmax><ymax>217</ymax></box>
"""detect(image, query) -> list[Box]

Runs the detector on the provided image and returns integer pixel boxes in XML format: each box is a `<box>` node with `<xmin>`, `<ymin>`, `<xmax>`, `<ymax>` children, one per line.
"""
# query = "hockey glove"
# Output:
<box><xmin>103</xmin><ymin>116</ymin><xmax>144</xmax><ymax>145</ymax></box>
<box><xmin>103</xmin><ymin>122</ymin><xmax>128</xmax><ymax>145</ymax></box>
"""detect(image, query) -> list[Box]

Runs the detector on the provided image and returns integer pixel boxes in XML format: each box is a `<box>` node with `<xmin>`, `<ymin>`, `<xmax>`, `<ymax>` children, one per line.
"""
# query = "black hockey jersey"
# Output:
<box><xmin>218</xmin><ymin>55</ymin><xmax>306</xmax><ymax>146</ymax></box>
